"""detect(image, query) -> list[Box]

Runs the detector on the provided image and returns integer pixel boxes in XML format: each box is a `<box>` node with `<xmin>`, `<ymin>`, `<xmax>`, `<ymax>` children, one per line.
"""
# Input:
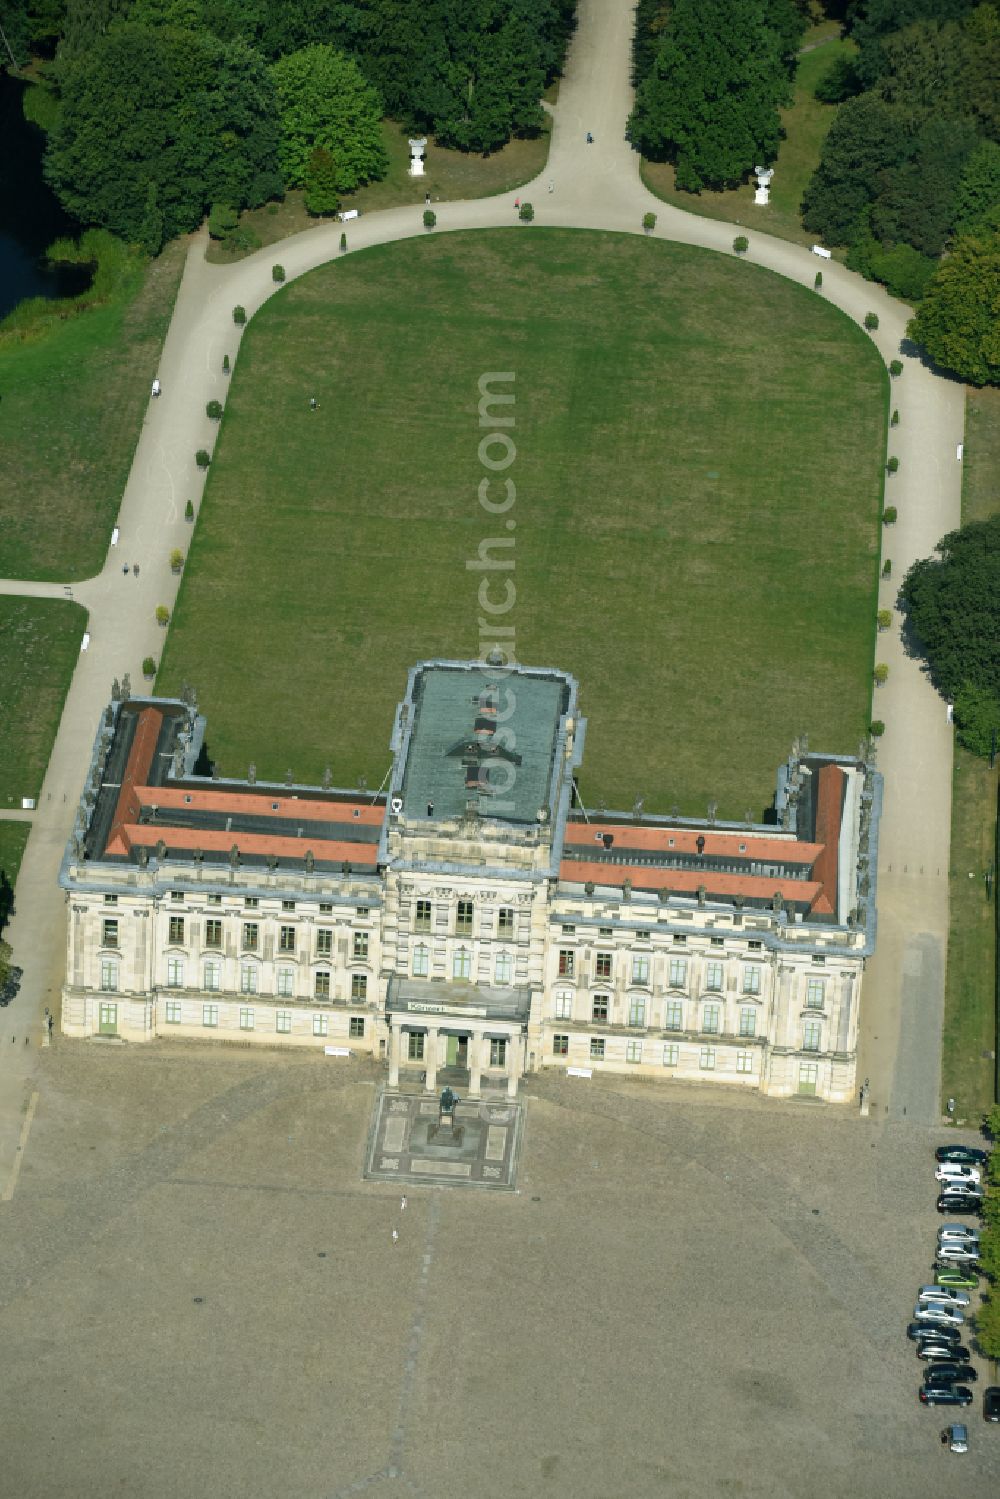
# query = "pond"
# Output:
<box><xmin>0</xmin><ymin>73</ymin><xmax>92</xmax><ymax>321</ymax></box>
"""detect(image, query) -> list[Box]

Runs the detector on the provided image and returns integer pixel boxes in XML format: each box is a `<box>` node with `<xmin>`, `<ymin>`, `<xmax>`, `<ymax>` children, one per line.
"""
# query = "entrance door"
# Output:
<box><xmin>99</xmin><ymin>1002</ymin><xmax>118</xmax><ymax>1036</ymax></box>
<box><xmin>456</xmin><ymin>1036</ymin><xmax>468</xmax><ymax>1068</ymax></box>
<box><xmin>446</xmin><ymin>1035</ymin><xmax>458</xmax><ymax>1067</ymax></box>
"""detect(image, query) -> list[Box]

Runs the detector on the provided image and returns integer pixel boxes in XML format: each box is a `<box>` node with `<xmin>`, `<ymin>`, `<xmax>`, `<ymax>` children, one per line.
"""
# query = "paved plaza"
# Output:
<box><xmin>0</xmin><ymin>1042</ymin><xmax>996</xmax><ymax>1499</ymax></box>
<box><xmin>364</xmin><ymin>1090</ymin><xmax>524</xmax><ymax>1191</ymax></box>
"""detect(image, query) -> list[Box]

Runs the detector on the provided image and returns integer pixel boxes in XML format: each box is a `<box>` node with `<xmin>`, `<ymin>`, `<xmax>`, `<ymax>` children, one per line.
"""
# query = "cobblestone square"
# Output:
<box><xmin>364</xmin><ymin>1089</ymin><xmax>524</xmax><ymax>1190</ymax></box>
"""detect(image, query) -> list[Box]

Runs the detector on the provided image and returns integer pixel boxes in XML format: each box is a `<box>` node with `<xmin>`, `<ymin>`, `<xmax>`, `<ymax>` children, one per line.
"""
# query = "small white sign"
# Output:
<box><xmin>567</xmin><ymin>1066</ymin><xmax>593</xmax><ymax>1079</ymax></box>
<box><xmin>324</xmin><ymin>1046</ymin><xmax>352</xmax><ymax>1057</ymax></box>
<box><xmin>111</xmin><ymin>527</ymin><xmax>120</xmax><ymax>546</ymax></box>
<box><xmin>811</xmin><ymin>245</ymin><xmax>832</xmax><ymax>260</ymax></box>
<box><xmin>957</xmin><ymin>444</ymin><xmax>963</xmax><ymax>461</ymax></box>
<box><xmin>80</xmin><ymin>632</ymin><xmax>91</xmax><ymax>651</ymax></box>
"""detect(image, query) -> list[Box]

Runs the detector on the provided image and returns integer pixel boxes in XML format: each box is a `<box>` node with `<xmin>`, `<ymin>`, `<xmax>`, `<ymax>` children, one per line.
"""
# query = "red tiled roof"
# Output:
<box><xmin>558</xmin><ymin>860</ymin><xmax>823</xmax><ymax>906</ymax></box>
<box><xmin>139</xmin><ymin>784</ymin><xmax>385</xmax><ymax>825</ymax></box>
<box><xmin>564</xmin><ymin>822</ymin><xmax>820</xmax><ymax>864</ymax></box>
<box><xmin>808</xmin><ymin>764</ymin><xmax>845</xmax><ymax>919</ymax></box>
<box><xmin>106</xmin><ymin>823</ymin><xmax>378</xmax><ymax>865</ymax></box>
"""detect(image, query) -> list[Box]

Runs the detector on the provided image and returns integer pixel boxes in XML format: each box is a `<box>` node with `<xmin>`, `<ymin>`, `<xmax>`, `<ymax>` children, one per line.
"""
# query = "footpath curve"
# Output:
<box><xmin>0</xmin><ymin>0</ymin><xmax>961</xmax><ymax>1187</ymax></box>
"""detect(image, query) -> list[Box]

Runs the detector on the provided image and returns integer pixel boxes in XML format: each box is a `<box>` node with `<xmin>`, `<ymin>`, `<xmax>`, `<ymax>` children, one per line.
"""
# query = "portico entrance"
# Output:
<box><xmin>384</xmin><ymin>975</ymin><xmax>532</xmax><ymax>1099</ymax></box>
<box><xmin>446</xmin><ymin>1034</ymin><xmax>469</xmax><ymax>1069</ymax></box>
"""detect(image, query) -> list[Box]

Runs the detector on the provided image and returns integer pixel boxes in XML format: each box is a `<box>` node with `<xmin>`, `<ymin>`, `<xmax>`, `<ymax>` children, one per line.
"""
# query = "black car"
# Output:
<box><xmin>919</xmin><ymin>1385</ymin><xmax>973</xmax><ymax>1406</ymax></box>
<box><xmin>937</xmin><ymin>1194</ymin><xmax>982</xmax><ymax>1215</ymax></box>
<box><xmin>909</xmin><ymin>1321</ymin><xmax>961</xmax><ymax>1342</ymax></box>
<box><xmin>984</xmin><ymin>1387</ymin><xmax>1000</xmax><ymax>1423</ymax></box>
<box><xmin>918</xmin><ymin>1343</ymin><xmax>971</xmax><ymax>1362</ymax></box>
<box><xmin>923</xmin><ymin>1363</ymin><xmax>978</xmax><ymax>1387</ymax></box>
<box><xmin>936</xmin><ymin>1146</ymin><xmax>989</xmax><ymax>1167</ymax></box>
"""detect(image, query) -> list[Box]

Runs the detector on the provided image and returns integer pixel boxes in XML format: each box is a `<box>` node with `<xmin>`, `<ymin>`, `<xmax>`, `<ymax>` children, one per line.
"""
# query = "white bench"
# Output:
<box><xmin>339</xmin><ymin>210</ymin><xmax>359</xmax><ymax>222</ymax></box>
<box><xmin>811</xmin><ymin>245</ymin><xmax>832</xmax><ymax>260</ymax></box>
<box><xmin>324</xmin><ymin>1046</ymin><xmax>352</xmax><ymax>1057</ymax></box>
<box><xmin>567</xmin><ymin>1066</ymin><xmax>593</xmax><ymax>1079</ymax></box>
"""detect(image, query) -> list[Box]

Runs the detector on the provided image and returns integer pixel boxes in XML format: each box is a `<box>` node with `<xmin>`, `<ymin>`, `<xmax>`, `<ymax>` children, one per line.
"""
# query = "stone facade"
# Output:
<box><xmin>60</xmin><ymin>661</ymin><xmax>881</xmax><ymax>1103</ymax></box>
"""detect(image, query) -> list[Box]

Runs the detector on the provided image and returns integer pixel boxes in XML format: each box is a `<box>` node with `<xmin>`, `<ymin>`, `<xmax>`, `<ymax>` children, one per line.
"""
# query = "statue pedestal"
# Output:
<box><xmin>408</xmin><ymin>137</ymin><xmax>427</xmax><ymax>178</ymax></box>
<box><xmin>754</xmin><ymin>187</ymin><xmax>769</xmax><ymax>205</ymax></box>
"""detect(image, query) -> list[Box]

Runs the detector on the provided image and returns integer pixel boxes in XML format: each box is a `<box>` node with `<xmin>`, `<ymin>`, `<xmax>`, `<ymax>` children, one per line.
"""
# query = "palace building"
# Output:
<box><xmin>59</xmin><ymin>660</ymin><xmax>881</xmax><ymax>1103</ymax></box>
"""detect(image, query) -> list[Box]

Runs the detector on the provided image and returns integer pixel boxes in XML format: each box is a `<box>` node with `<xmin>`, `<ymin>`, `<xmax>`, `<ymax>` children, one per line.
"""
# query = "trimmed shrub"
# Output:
<box><xmin>733</xmin><ymin>235</ymin><xmax>749</xmax><ymax>254</ymax></box>
<box><xmin>873</xmin><ymin>663</ymin><xmax>889</xmax><ymax>686</ymax></box>
<box><xmin>642</xmin><ymin>212</ymin><xmax>656</xmax><ymax>232</ymax></box>
<box><xmin>882</xmin><ymin>506</ymin><xmax>897</xmax><ymax>524</ymax></box>
<box><xmin>272</xmin><ymin>264</ymin><xmax>286</xmax><ymax>282</ymax></box>
<box><xmin>142</xmin><ymin>656</ymin><xmax>156</xmax><ymax>678</ymax></box>
<box><xmin>170</xmin><ymin>548</ymin><xmax>184</xmax><ymax>573</ymax></box>
<box><xmin>206</xmin><ymin>399</ymin><xmax>223</xmax><ymax>419</ymax></box>
<box><xmin>876</xmin><ymin>608</ymin><xmax>891</xmax><ymax>631</ymax></box>
<box><xmin>864</xmin><ymin>312</ymin><xmax>879</xmax><ymax>330</ymax></box>
<box><xmin>882</xmin><ymin>558</ymin><xmax>891</xmax><ymax>577</ymax></box>
<box><xmin>232</xmin><ymin>305</ymin><xmax>246</xmax><ymax>325</ymax></box>
<box><xmin>185</xmin><ymin>499</ymin><xmax>195</xmax><ymax>522</ymax></box>
<box><xmin>195</xmin><ymin>449</ymin><xmax>211</xmax><ymax>469</ymax></box>
<box><xmin>890</xmin><ymin>408</ymin><xmax>899</xmax><ymax>426</ymax></box>
<box><xmin>155</xmin><ymin>605</ymin><xmax>170</xmax><ymax>627</ymax></box>
<box><xmin>423</xmin><ymin>209</ymin><xmax>437</xmax><ymax>229</ymax></box>
<box><xmin>519</xmin><ymin>202</ymin><xmax>535</xmax><ymax>222</ymax></box>
<box><xmin>340</xmin><ymin>232</ymin><xmax>347</xmax><ymax>253</ymax></box>
<box><xmin>889</xmin><ymin>359</ymin><xmax>903</xmax><ymax>376</ymax></box>
<box><xmin>222</xmin><ymin>354</ymin><xmax>230</xmax><ymax>374</ymax></box>
<box><xmin>814</xmin><ymin>271</ymin><xmax>823</xmax><ymax>289</ymax></box>
<box><xmin>869</xmin><ymin>720</ymin><xmax>885</xmax><ymax>737</ymax></box>
<box><xmin>886</xmin><ymin>455</ymin><xmax>899</xmax><ymax>474</ymax></box>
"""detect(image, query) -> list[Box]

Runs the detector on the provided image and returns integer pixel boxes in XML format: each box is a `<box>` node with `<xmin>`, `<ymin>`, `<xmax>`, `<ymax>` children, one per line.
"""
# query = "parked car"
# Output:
<box><xmin>936</xmin><ymin>1146</ymin><xmax>989</xmax><ymax>1167</ymax></box>
<box><xmin>937</xmin><ymin>1194</ymin><xmax>982</xmax><ymax>1215</ymax></box>
<box><xmin>909</xmin><ymin>1321</ymin><xmax>960</xmax><ymax>1342</ymax></box>
<box><xmin>984</xmin><ymin>1388</ymin><xmax>1000</xmax><ymax>1423</ymax></box>
<box><xmin>917</xmin><ymin>1286</ymin><xmax>971</xmax><ymax>1308</ymax></box>
<box><xmin>935</xmin><ymin>1268</ymin><xmax>979</xmax><ymax>1289</ymax></box>
<box><xmin>939</xmin><ymin>1223</ymin><xmax>981</xmax><ymax>1242</ymax></box>
<box><xmin>923</xmin><ymin>1364</ymin><xmax>978</xmax><ymax>1387</ymax></box>
<box><xmin>936</xmin><ymin>1163</ymin><xmax>983</xmax><ymax>1186</ymax></box>
<box><xmin>918</xmin><ymin>1343</ymin><xmax>971</xmax><ymax>1363</ymax></box>
<box><xmin>913</xmin><ymin>1302</ymin><xmax>964</xmax><ymax>1326</ymax></box>
<box><xmin>941</xmin><ymin>1423</ymin><xmax>968</xmax><ymax>1452</ymax></box>
<box><xmin>920</xmin><ymin>1386</ymin><xmax>973</xmax><ymax>1406</ymax></box>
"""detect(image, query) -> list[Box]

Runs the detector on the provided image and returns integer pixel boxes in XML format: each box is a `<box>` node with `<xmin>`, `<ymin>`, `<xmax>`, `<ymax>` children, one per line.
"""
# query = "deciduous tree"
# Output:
<box><xmin>908</xmin><ymin>226</ymin><xmax>1000</xmax><ymax>385</ymax></box>
<box><xmin>271</xmin><ymin>44</ymin><xmax>387</xmax><ymax>191</ymax></box>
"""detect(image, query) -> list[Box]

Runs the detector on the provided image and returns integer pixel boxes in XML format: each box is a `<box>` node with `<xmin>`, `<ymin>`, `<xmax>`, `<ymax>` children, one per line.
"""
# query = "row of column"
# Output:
<box><xmin>387</xmin><ymin>1023</ymin><xmax>523</xmax><ymax>1097</ymax></box>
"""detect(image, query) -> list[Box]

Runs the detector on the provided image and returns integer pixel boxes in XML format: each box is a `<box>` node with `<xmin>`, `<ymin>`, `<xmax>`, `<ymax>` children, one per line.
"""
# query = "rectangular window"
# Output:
<box><xmin>662</xmin><ymin>1043</ymin><xmax>679</xmax><ymax>1067</ymax></box>
<box><xmin>313</xmin><ymin>1013</ymin><xmax>329</xmax><ymax>1037</ymax></box>
<box><xmin>456</xmin><ymin>899</ymin><xmax>474</xmax><ymax>936</ymax></box>
<box><xmin>103</xmin><ymin>894</ymin><xmax>118</xmax><ymax>905</ymax></box>
<box><xmin>98</xmin><ymin>1002</ymin><xmax>118</xmax><ymax>1035</ymax></box>
<box><xmin>705</xmin><ymin>961</ymin><xmax>724</xmax><ymax>991</ymax></box>
<box><xmin>279</xmin><ymin>925</ymin><xmax>296</xmax><ymax>953</ymax></box>
<box><xmin>672</xmin><ymin>934</ymin><xmax>687</xmax><ymax>946</ymax></box>
<box><xmin>742</xmin><ymin>965</ymin><xmax>762</xmax><ymax>995</ymax></box>
<box><xmin>207</xmin><ymin>894</ymin><xmax>222</xmax><ymax>907</ymax></box>
<box><xmin>203</xmin><ymin>959</ymin><xmax>221</xmax><ymax>992</ymax></box>
<box><xmin>699</xmin><ymin>1046</ymin><xmax>716</xmax><ymax>1070</ymax></box>
<box><xmin>282</xmin><ymin>900</ymin><xmax>295</xmax><ymax>912</ymax></box>
<box><xmin>738</xmin><ymin>1006</ymin><xmax>756</xmax><ymax>1037</ymax></box>
<box><xmin>701</xmin><ymin>1003</ymin><xmax>720</xmax><ymax>1034</ymax></box>
<box><xmin>664</xmin><ymin>1000</ymin><xmax>683</xmax><ymax>1031</ymax></box>
<box><xmin>240</xmin><ymin>963</ymin><xmax>258</xmax><ymax>995</ymax></box>
<box><xmin>205</xmin><ymin>919</ymin><xmax>222</xmax><ymax>948</ymax></box>
<box><xmin>351</xmin><ymin>974</ymin><xmax>368</xmax><ymax>1001</ymax></box>
<box><xmin>737</xmin><ymin>1051</ymin><xmax>753</xmax><ymax>1074</ymax></box>
<box><xmin>497</xmin><ymin>906</ymin><xmax>514</xmax><ymax>937</ymax></box>
<box><xmin>592</xmin><ymin>994</ymin><xmax>609</xmax><ymax>1023</ymax></box>
<box><xmin>316</xmin><ymin>928</ymin><xmax>333</xmax><ymax>957</ymax></box>
<box><xmin>555</xmin><ymin>991</ymin><xmax>574</xmax><ymax>1020</ymax></box>
<box><xmin>798</xmin><ymin>1062</ymin><xmax>819</xmax><ymax>1096</ymax></box>
<box><xmin>319</xmin><ymin>902</ymin><xmax>333</xmax><ymax>915</ymax></box>
<box><xmin>202</xmin><ymin>1004</ymin><xmax>219</xmax><ymax>1028</ymax></box>
<box><xmin>626</xmin><ymin>1039</ymin><xmax>642</xmax><ymax>1063</ymax></box>
<box><xmin>102</xmin><ymin>918</ymin><xmax>119</xmax><ymax>948</ymax></box>
<box><xmin>276</xmin><ymin>966</ymin><xmax>294</xmax><ymax>998</ymax></box>
<box><xmin>312</xmin><ymin>968</ymin><xmax>332</xmax><ymax>1000</ymax></box>
<box><xmin>168</xmin><ymin>916</ymin><xmax>185</xmax><ymax>945</ymax></box>
<box><xmin>242</xmin><ymin>923</ymin><xmax>259</xmax><ymax>952</ymax></box>
<box><xmin>561</xmin><ymin>924</ymin><xmax>575</xmax><ymax>936</ymax></box>
<box><xmin>239</xmin><ymin>1007</ymin><xmax>254</xmax><ymax>1031</ymax></box>
<box><xmin>276</xmin><ymin>1011</ymin><xmax>292</xmax><ymax>1035</ymax></box>
<box><xmin>170</xmin><ymin>890</ymin><xmax>183</xmax><ymax>903</ymax></box>
<box><xmin>806</xmin><ymin>978</ymin><xmax>825</xmax><ymax>1009</ymax></box>
<box><xmin>352</xmin><ymin>931</ymin><xmax>369</xmax><ymax>961</ymax></box>
<box><xmin>490</xmin><ymin>1037</ymin><xmax>507</xmax><ymax>1067</ymax></box>
<box><xmin>414</xmin><ymin>900</ymin><xmax>432</xmax><ymax>932</ymax></box>
<box><xmin>558</xmin><ymin>950</ymin><xmax>575</xmax><ymax>978</ymax></box>
<box><xmin>404</xmin><ymin>1031</ymin><xmax>425</xmax><ymax>1067</ymax></box>
<box><xmin>166</xmin><ymin>957</ymin><xmax>184</xmax><ymax>989</ymax></box>
<box><xmin>631</xmin><ymin>954</ymin><xmax>649</xmax><ymax>985</ymax></box>
<box><xmin>553</xmin><ymin>1034</ymin><xmax>569</xmax><ymax>1056</ymax></box>
<box><xmin>165</xmin><ymin>1000</ymin><xmax>181</xmax><ymax>1024</ymax></box>
<box><xmin>599</xmin><ymin>927</ymin><xmax>613</xmax><ymax>939</ymax></box>
<box><xmin>668</xmin><ymin>958</ymin><xmax>687</xmax><ymax>988</ymax></box>
<box><xmin>99</xmin><ymin>958</ymin><xmax>118</xmax><ymax>992</ymax></box>
<box><xmin>412</xmin><ymin>945</ymin><xmax>429</xmax><ymax>978</ymax></box>
<box><xmin>407</xmin><ymin>1032</ymin><xmax>425</xmax><ymax>1061</ymax></box>
<box><xmin>494</xmin><ymin>951</ymin><xmax>513</xmax><ymax>985</ymax></box>
<box><xmin>356</xmin><ymin>907</ymin><xmax>369</xmax><ymax>919</ymax></box>
<box><xmin>590</xmin><ymin>1037</ymin><xmax>605</xmax><ymax>1060</ymax></box>
<box><xmin>244</xmin><ymin>897</ymin><xmax>259</xmax><ymax>909</ymax></box>
<box><xmin>452</xmin><ymin>949</ymin><xmax>471</xmax><ymax>981</ymax></box>
<box><xmin>349</xmin><ymin>1016</ymin><xmax>366</xmax><ymax>1038</ymax></box>
<box><xmin>710</xmin><ymin>936</ymin><xmax>724</xmax><ymax>947</ymax></box>
<box><xmin>748</xmin><ymin>939</ymin><xmax>762</xmax><ymax>951</ymax></box>
<box><xmin>628</xmin><ymin>997</ymin><xmax>646</xmax><ymax>1028</ymax></box>
<box><xmin>595</xmin><ymin>951</ymin><xmax>612</xmax><ymax>979</ymax></box>
<box><xmin>803</xmin><ymin>1020</ymin><xmax>822</xmax><ymax>1053</ymax></box>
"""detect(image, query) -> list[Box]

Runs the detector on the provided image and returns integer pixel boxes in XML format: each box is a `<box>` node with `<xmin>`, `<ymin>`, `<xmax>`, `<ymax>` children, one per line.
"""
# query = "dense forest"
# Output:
<box><xmin>2</xmin><ymin>0</ymin><xmax>575</xmax><ymax>250</ymax></box>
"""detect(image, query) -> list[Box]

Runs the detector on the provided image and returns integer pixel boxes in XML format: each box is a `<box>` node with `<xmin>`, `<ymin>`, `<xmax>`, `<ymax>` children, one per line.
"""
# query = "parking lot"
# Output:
<box><xmin>0</xmin><ymin>1042</ymin><xmax>997</xmax><ymax>1498</ymax></box>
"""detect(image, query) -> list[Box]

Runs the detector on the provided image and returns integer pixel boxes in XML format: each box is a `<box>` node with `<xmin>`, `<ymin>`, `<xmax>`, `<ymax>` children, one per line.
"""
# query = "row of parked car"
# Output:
<box><xmin>907</xmin><ymin>1145</ymin><xmax>1000</xmax><ymax>1440</ymax></box>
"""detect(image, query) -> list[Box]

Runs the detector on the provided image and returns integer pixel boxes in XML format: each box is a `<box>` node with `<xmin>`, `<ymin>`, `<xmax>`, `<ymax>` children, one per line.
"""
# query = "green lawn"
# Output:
<box><xmin>0</xmin><ymin>598</ymin><xmax>88</xmax><ymax>806</ymax></box>
<box><xmin>0</xmin><ymin>822</ymin><xmax>31</xmax><ymax>928</ymax></box>
<box><xmin>208</xmin><ymin>118</ymin><xmax>551</xmax><ymax>264</ymax></box>
<box><xmin>158</xmin><ymin>229</ymin><xmax>885</xmax><ymax>816</ymax></box>
<box><xmin>0</xmin><ymin>240</ymin><xmax>186</xmax><ymax>580</ymax></box>
<box><xmin>941</xmin><ymin>385</ymin><xmax>1000</xmax><ymax>1115</ymax></box>
<box><xmin>642</xmin><ymin>33</ymin><xmax>855</xmax><ymax>252</ymax></box>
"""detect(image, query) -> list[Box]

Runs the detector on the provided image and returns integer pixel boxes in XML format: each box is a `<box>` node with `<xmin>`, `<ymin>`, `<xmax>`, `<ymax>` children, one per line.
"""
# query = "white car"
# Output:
<box><xmin>936</xmin><ymin>1163</ymin><xmax>982</xmax><ymax>1186</ymax></box>
<box><xmin>917</xmin><ymin>1286</ymin><xmax>971</xmax><ymax>1308</ymax></box>
<box><xmin>913</xmin><ymin>1302</ymin><xmax>965</xmax><ymax>1326</ymax></box>
<box><xmin>937</xmin><ymin>1248</ymin><xmax>980</xmax><ymax>1267</ymax></box>
<box><xmin>939</xmin><ymin>1223</ymin><xmax>980</xmax><ymax>1241</ymax></box>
